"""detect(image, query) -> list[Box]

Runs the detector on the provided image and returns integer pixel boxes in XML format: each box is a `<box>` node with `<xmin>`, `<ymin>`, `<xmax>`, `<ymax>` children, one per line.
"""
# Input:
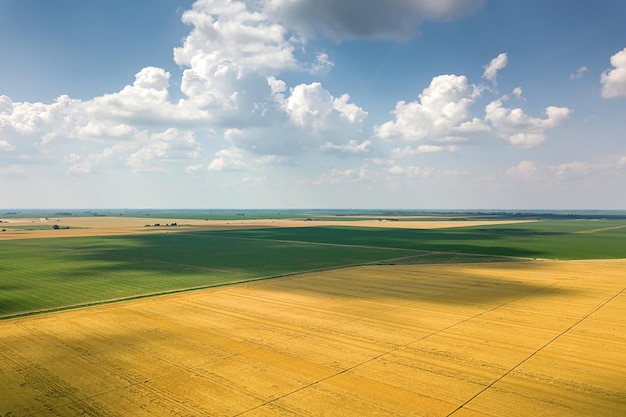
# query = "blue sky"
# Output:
<box><xmin>1</xmin><ymin>0</ymin><xmax>625</xmax><ymax>209</ymax></box>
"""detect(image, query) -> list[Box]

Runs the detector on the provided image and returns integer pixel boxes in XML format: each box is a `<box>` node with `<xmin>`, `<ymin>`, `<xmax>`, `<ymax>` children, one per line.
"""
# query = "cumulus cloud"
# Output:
<box><xmin>126</xmin><ymin>129</ymin><xmax>199</xmax><ymax>172</ymax></box>
<box><xmin>1</xmin><ymin>68</ymin><xmax>208</xmax><ymax>147</ymax></box>
<box><xmin>570</xmin><ymin>66</ymin><xmax>588</xmax><ymax>80</ymax></box>
<box><xmin>375</xmin><ymin>74</ymin><xmax>481</xmax><ymax>142</ymax></box>
<box><xmin>512</xmin><ymin>87</ymin><xmax>523</xmax><ymax>98</ymax></box>
<box><xmin>207</xmin><ymin>147</ymin><xmax>249</xmax><ymax>171</ymax></box>
<box><xmin>0</xmin><ymin>94</ymin><xmax>81</xmax><ymax>141</ymax></box>
<box><xmin>280</xmin><ymin>83</ymin><xmax>367</xmax><ymax>130</ymax></box>
<box><xmin>505</xmin><ymin>160</ymin><xmax>537</xmax><ymax>180</ymax></box>
<box><xmin>86</xmin><ymin>67</ymin><xmax>209</xmax><ymax>128</ymax></box>
<box><xmin>175</xmin><ymin>0</ymin><xmax>299</xmax><ymax>75</ymax></box>
<box><xmin>173</xmin><ymin>0</ymin><xmax>308</xmax><ymax>114</ymax></box>
<box><xmin>266</xmin><ymin>0</ymin><xmax>485</xmax><ymax>40</ymax></box>
<box><xmin>601</xmin><ymin>47</ymin><xmax>626</xmax><ymax>98</ymax></box>
<box><xmin>485</xmin><ymin>99</ymin><xmax>571</xmax><ymax>148</ymax></box>
<box><xmin>483</xmin><ymin>53</ymin><xmax>508</xmax><ymax>83</ymax></box>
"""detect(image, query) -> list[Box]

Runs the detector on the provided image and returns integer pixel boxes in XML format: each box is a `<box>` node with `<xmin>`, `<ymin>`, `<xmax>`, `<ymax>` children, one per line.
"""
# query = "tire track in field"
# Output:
<box><xmin>573</xmin><ymin>224</ymin><xmax>626</xmax><ymax>234</ymax></box>
<box><xmin>445</xmin><ymin>287</ymin><xmax>626</xmax><ymax>416</ymax></box>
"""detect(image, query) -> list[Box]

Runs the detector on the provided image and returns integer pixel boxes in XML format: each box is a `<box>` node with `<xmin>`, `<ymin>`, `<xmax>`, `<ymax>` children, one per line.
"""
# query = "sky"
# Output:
<box><xmin>1</xmin><ymin>0</ymin><xmax>625</xmax><ymax>209</ymax></box>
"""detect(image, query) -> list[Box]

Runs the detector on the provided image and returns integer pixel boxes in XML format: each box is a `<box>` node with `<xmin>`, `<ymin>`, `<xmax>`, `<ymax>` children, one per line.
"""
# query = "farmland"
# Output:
<box><xmin>2</xmin><ymin>217</ymin><xmax>626</xmax><ymax>318</ymax></box>
<box><xmin>1</xmin><ymin>260</ymin><xmax>624</xmax><ymax>416</ymax></box>
<box><xmin>0</xmin><ymin>212</ymin><xmax>625</xmax><ymax>416</ymax></box>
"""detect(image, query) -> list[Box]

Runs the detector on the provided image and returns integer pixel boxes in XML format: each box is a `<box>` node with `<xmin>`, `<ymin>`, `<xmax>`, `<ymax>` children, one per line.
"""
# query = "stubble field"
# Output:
<box><xmin>1</xmin><ymin>259</ymin><xmax>625</xmax><ymax>416</ymax></box>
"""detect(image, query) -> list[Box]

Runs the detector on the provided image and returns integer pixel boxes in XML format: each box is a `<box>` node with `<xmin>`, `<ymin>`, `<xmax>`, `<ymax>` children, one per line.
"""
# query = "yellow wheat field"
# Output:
<box><xmin>1</xmin><ymin>260</ymin><xmax>624</xmax><ymax>416</ymax></box>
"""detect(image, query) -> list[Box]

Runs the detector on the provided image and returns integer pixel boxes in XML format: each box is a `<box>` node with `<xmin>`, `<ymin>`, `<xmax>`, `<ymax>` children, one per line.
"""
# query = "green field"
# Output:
<box><xmin>0</xmin><ymin>233</ymin><xmax>415</xmax><ymax>317</ymax></box>
<box><xmin>221</xmin><ymin>220</ymin><xmax>626</xmax><ymax>259</ymax></box>
<box><xmin>1</xmin><ymin>219</ymin><xmax>625</xmax><ymax>318</ymax></box>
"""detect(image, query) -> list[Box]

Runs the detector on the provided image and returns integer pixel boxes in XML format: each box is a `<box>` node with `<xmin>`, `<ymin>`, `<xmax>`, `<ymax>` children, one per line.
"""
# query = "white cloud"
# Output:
<box><xmin>311</xmin><ymin>167</ymin><xmax>375</xmax><ymax>186</ymax></box>
<box><xmin>126</xmin><ymin>129</ymin><xmax>200</xmax><ymax>172</ymax></box>
<box><xmin>208</xmin><ymin>147</ymin><xmax>249</xmax><ymax>171</ymax></box>
<box><xmin>505</xmin><ymin>160</ymin><xmax>537</xmax><ymax>179</ymax></box>
<box><xmin>266</xmin><ymin>0</ymin><xmax>485</xmax><ymax>40</ymax></box>
<box><xmin>175</xmin><ymin>0</ymin><xmax>299</xmax><ymax>75</ymax></box>
<box><xmin>310</xmin><ymin>52</ymin><xmax>334</xmax><ymax>74</ymax></box>
<box><xmin>320</xmin><ymin>139</ymin><xmax>371</xmax><ymax>155</ymax></box>
<box><xmin>385</xmin><ymin>164</ymin><xmax>433</xmax><ymax>178</ymax></box>
<box><xmin>0</xmin><ymin>94</ymin><xmax>81</xmax><ymax>140</ymax></box>
<box><xmin>86</xmin><ymin>67</ymin><xmax>209</xmax><ymax>128</ymax></box>
<box><xmin>556</xmin><ymin>161</ymin><xmax>590</xmax><ymax>179</ymax></box>
<box><xmin>66</xmin><ymin>144</ymin><xmax>132</xmax><ymax>174</ymax></box>
<box><xmin>502</xmin><ymin>159</ymin><xmax>626</xmax><ymax>185</ymax></box>
<box><xmin>375</xmin><ymin>74</ymin><xmax>481</xmax><ymax>142</ymax></box>
<box><xmin>512</xmin><ymin>87</ymin><xmax>523</xmax><ymax>98</ymax></box>
<box><xmin>570</xmin><ymin>66</ymin><xmax>588</xmax><ymax>80</ymax></box>
<box><xmin>601</xmin><ymin>47</ymin><xmax>626</xmax><ymax>98</ymax></box>
<box><xmin>283</xmin><ymin>82</ymin><xmax>367</xmax><ymax>131</ymax></box>
<box><xmin>267</xmin><ymin>76</ymin><xmax>287</xmax><ymax>96</ymax></box>
<box><xmin>0</xmin><ymin>139</ymin><xmax>15</xmax><ymax>151</ymax></box>
<box><xmin>332</xmin><ymin>93</ymin><xmax>367</xmax><ymax>125</ymax></box>
<box><xmin>284</xmin><ymin>83</ymin><xmax>334</xmax><ymax>129</ymax></box>
<box><xmin>485</xmin><ymin>99</ymin><xmax>571</xmax><ymax>148</ymax></box>
<box><xmin>185</xmin><ymin>164</ymin><xmax>204</xmax><ymax>174</ymax></box>
<box><xmin>173</xmin><ymin>0</ymin><xmax>309</xmax><ymax>113</ymax></box>
<box><xmin>1</xmin><ymin>67</ymin><xmax>209</xmax><ymax>148</ymax></box>
<box><xmin>483</xmin><ymin>53</ymin><xmax>508</xmax><ymax>83</ymax></box>
<box><xmin>392</xmin><ymin>145</ymin><xmax>460</xmax><ymax>157</ymax></box>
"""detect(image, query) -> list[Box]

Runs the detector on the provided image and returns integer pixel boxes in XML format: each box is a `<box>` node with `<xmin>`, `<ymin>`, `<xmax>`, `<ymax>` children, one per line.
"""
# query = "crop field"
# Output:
<box><xmin>1</xmin><ymin>259</ymin><xmax>624</xmax><ymax>416</ymax></box>
<box><xmin>0</xmin><ymin>232</ymin><xmax>418</xmax><ymax>317</ymax></box>
<box><xmin>223</xmin><ymin>219</ymin><xmax>626</xmax><ymax>259</ymax></box>
<box><xmin>2</xmin><ymin>218</ymin><xmax>626</xmax><ymax>318</ymax></box>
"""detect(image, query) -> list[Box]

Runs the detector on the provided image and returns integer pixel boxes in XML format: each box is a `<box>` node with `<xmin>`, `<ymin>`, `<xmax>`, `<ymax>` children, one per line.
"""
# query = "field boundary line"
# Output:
<box><xmin>573</xmin><ymin>224</ymin><xmax>626</xmax><ymax>234</ymax></box>
<box><xmin>445</xmin><ymin>286</ymin><xmax>626</xmax><ymax>416</ymax></box>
